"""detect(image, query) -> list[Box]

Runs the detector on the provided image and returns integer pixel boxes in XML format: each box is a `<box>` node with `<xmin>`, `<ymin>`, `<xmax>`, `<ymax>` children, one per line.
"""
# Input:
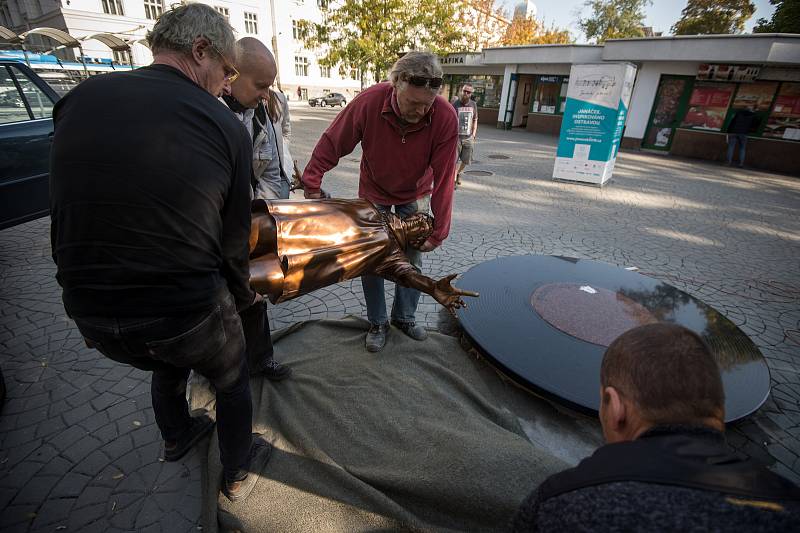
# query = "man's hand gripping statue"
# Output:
<box><xmin>247</xmin><ymin>198</ymin><xmax>478</xmax><ymax>315</ymax></box>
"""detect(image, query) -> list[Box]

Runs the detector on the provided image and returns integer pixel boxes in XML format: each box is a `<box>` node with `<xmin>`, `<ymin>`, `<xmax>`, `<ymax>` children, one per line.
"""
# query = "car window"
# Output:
<box><xmin>0</xmin><ymin>67</ymin><xmax>31</xmax><ymax>125</ymax></box>
<box><xmin>11</xmin><ymin>66</ymin><xmax>54</xmax><ymax>119</ymax></box>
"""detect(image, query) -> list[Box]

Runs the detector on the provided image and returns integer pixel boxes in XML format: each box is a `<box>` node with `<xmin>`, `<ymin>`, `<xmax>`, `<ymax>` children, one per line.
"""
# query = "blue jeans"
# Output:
<box><xmin>726</xmin><ymin>134</ymin><xmax>747</xmax><ymax>166</ymax></box>
<box><xmin>361</xmin><ymin>199</ymin><xmax>426</xmax><ymax>325</ymax></box>
<box><xmin>72</xmin><ymin>287</ymin><xmax>253</xmax><ymax>480</ymax></box>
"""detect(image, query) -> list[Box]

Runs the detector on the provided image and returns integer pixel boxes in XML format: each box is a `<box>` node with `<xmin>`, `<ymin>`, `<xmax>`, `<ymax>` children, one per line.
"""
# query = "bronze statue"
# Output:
<box><xmin>248</xmin><ymin>198</ymin><xmax>478</xmax><ymax>312</ymax></box>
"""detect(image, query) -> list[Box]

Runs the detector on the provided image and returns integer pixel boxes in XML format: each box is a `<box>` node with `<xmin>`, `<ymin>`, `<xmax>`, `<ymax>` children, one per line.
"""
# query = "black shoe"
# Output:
<box><xmin>391</xmin><ymin>320</ymin><xmax>428</xmax><ymax>341</ymax></box>
<box><xmin>222</xmin><ymin>435</ymin><xmax>272</xmax><ymax>502</ymax></box>
<box><xmin>365</xmin><ymin>322</ymin><xmax>389</xmax><ymax>352</ymax></box>
<box><xmin>260</xmin><ymin>359</ymin><xmax>292</xmax><ymax>381</ymax></box>
<box><xmin>163</xmin><ymin>413</ymin><xmax>215</xmax><ymax>462</ymax></box>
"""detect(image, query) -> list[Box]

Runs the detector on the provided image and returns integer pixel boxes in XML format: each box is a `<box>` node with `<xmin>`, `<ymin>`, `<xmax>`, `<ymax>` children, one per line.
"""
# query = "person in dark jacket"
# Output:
<box><xmin>50</xmin><ymin>4</ymin><xmax>270</xmax><ymax>502</ymax></box>
<box><xmin>512</xmin><ymin>323</ymin><xmax>800</xmax><ymax>532</ymax></box>
<box><xmin>726</xmin><ymin>106</ymin><xmax>757</xmax><ymax>167</ymax></box>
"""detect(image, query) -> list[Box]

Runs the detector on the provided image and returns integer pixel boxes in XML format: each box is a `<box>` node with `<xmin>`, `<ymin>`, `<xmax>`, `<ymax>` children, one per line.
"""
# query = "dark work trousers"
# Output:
<box><xmin>238</xmin><ymin>299</ymin><xmax>274</xmax><ymax>374</ymax></box>
<box><xmin>72</xmin><ymin>287</ymin><xmax>253</xmax><ymax>480</ymax></box>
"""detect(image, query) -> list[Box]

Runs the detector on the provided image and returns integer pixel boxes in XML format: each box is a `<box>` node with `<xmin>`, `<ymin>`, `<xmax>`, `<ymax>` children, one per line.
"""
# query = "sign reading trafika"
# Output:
<box><xmin>553</xmin><ymin>63</ymin><xmax>637</xmax><ymax>186</ymax></box>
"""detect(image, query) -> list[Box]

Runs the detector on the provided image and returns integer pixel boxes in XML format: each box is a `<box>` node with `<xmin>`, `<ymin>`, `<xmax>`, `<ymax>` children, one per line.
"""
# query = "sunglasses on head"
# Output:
<box><xmin>406</xmin><ymin>75</ymin><xmax>443</xmax><ymax>89</ymax></box>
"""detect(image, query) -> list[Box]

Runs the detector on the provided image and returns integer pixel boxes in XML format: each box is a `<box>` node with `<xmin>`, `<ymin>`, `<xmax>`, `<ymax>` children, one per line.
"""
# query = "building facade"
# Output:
<box><xmin>440</xmin><ymin>34</ymin><xmax>800</xmax><ymax>175</ymax></box>
<box><xmin>0</xmin><ymin>0</ymin><xmax>362</xmax><ymax>100</ymax></box>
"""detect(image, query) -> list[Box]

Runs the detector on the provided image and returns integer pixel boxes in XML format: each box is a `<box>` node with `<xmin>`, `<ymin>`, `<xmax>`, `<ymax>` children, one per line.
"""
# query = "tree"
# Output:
<box><xmin>753</xmin><ymin>0</ymin><xmax>800</xmax><ymax>33</ymax></box>
<box><xmin>578</xmin><ymin>0</ymin><xmax>652</xmax><ymax>43</ymax></box>
<box><xmin>298</xmin><ymin>0</ymin><xmax>465</xmax><ymax>86</ymax></box>
<box><xmin>671</xmin><ymin>0</ymin><xmax>756</xmax><ymax>35</ymax></box>
<box><xmin>502</xmin><ymin>15</ymin><xmax>573</xmax><ymax>45</ymax></box>
<box><xmin>454</xmin><ymin>0</ymin><xmax>510</xmax><ymax>51</ymax></box>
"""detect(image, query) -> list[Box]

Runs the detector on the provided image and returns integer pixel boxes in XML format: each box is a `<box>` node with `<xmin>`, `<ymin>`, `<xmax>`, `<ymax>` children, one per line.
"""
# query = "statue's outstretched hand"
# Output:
<box><xmin>432</xmin><ymin>274</ymin><xmax>479</xmax><ymax>313</ymax></box>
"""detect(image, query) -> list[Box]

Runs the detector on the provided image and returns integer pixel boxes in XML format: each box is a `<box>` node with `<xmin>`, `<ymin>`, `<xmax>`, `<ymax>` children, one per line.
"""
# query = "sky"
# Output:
<box><xmin>497</xmin><ymin>0</ymin><xmax>777</xmax><ymax>42</ymax></box>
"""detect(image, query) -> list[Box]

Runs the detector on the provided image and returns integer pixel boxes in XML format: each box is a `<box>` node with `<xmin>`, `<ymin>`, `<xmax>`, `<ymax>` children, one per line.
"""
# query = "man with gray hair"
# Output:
<box><xmin>50</xmin><ymin>3</ymin><xmax>270</xmax><ymax>502</ymax></box>
<box><xmin>301</xmin><ymin>51</ymin><xmax>459</xmax><ymax>353</ymax></box>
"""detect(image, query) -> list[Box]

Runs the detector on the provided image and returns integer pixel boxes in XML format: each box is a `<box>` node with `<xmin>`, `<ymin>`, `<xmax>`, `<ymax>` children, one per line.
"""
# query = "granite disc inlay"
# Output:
<box><xmin>455</xmin><ymin>255</ymin><xmax>771</xmax><ymax>423</ymax></box>
<box><xmin>532</xmin><ymin>283</ymin><xmax>657</xmax><ymax>346</ymax></box>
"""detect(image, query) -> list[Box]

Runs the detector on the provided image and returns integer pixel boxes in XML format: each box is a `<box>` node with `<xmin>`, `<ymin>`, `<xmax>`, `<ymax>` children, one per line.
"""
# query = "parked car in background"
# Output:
<box><xmin>308</xmin><ymin>92</ymin><xmax>347</xmax><ymax>107</ymax></box>
<box><xmin>0</xmin><ymin>60</ymin><xmax>60</xmax><ymax>230</ymax></box>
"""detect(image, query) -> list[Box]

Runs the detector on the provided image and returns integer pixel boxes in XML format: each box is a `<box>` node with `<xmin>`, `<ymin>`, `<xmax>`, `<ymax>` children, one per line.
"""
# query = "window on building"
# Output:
<box><xmin>102</xmin><ymin>0</ymin><xmax>124</xmax><ymax>16</ymax></box>
<box><xmin>350</xmin><ymin>67</ymin><xmax>360</xmax><ymax>81</ymax></box>
<box><xmin>292</xmin><ymin>20</ymin><xmax>302</xmax><ymax>40</ymax></box>
<box><xmin>294</xmin><ymin>56</ymin><xmax>308</xmax><ymax>77</ymax></box>
<box><xmin>317</xmin><ymin>0</ymin><xmax>329</xmax><ymax>9</ymax></box>
<box><xmin>763</xmin><ymin>82</ymin><xmax>800</xmax><ymax>140</ymax></box>
<box><xmin>320</xmin><ymin>65</ymin><xmax>331</xmax><ymax>78</ymax></box>
<box><xmin>244</xmin><ymin>12</ymin><xmax>258</xmax><ymax>34</ymax></box>
<box><xmin>214</xmin><ymin>6</ymin><xmax>229</xmax><ymax>20</ymax></box>
<box><xmin>113</xmin><ymin>50</ymin><xmax>129</xmax><ymax>64</ymax></box>
<box><xmin>680</xmin><ymin>82</ymin><xmax>735</xmax><ymax>131</ymax></box>
<box><xmin>530</xmin><ymin>76</ymin><xmax>564</xmax><ymax>114</ymax></box>
<box><xmin>143</xmin><ymin>0</ymin><xmax>163</xmax><ymax>20</ymax></box>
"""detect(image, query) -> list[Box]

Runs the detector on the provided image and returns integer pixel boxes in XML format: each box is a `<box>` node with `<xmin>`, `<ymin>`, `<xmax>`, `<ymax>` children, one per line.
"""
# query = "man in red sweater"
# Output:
<box><xmin>302</xmin><ymin>51</ymin><xmax>458</xmax><ymax>352</ymax></box>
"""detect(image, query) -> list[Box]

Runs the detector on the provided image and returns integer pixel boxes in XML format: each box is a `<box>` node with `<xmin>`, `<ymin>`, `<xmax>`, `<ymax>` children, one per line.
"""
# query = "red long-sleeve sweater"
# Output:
<box><xmin>301</xmin><ymin>82</ymin><xmax>458</xmax><ymax>246</ymax></box>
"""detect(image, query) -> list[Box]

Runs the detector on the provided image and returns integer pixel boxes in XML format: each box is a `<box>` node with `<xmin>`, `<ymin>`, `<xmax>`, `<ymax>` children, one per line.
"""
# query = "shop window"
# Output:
<box><xmin>530</xmin><ymin>76</ymin><xmax>566</xmax><ymax>114</ymax></box>
<box><xmin>763</xmin><ymin>82</ymin><xmax>800</xmax><ymax>141</ymax></box>
<box><xmin>447</xmin><ymin>75</ymin><xmax>502</xmax><ymax>108</ymax></box>
<box><xmin>680</xmin><ymin>82</ymin><xmax>735</xmax><ymax>131</ymax></box>
<box><xmin>643</xmin><ymin>76</ymin><xmax>692</xmax><ymax>150</ymax></box>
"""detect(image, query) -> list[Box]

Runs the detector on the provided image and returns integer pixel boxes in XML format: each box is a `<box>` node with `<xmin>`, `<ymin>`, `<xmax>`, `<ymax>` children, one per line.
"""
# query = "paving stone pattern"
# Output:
<box><xmin>1</xmin><ymin>103</ymin><xmax>799</xmax><ymax>531</ymax></box>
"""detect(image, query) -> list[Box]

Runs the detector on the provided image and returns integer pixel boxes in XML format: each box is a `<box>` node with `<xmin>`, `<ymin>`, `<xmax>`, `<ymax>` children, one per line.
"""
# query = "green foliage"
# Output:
<box><xmin>578</xmin><ymin>0</ymin><xmax>651</xmax><ymax>43</ymax></box>
<box><xmin>671</xmin><ymin>0</ymin><xmax>756</xmax><ymax>35</ymax></box>
<box><xmin>298</xmin><ymin>0</ymin><xmax>465</xmax><ymax>85</ymax></box>
<box><xmin>753</xmin><ymin>0</ymin><xmax>800</xmax><ymax>33</ymax></box>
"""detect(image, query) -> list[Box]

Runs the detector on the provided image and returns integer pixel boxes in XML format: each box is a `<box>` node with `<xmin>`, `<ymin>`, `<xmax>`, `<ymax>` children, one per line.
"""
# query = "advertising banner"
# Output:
<box><xmin>553</xmin><ymin>63</ymin><xmax>637</xmax><ymax>186</ymax></box>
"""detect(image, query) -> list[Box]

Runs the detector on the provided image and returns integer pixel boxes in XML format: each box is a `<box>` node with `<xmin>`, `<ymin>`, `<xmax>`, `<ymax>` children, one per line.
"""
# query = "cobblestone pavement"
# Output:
<box><xmin>1</xmin><ymin>101</ymin><xmax>799</xmax><ymax>531</ymax></box>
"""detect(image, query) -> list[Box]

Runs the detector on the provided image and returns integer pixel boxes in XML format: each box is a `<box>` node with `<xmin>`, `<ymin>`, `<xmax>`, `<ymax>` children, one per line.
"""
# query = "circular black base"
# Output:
<box><xmin>456</xmin><ymin>255</ymin><xmax>771</xmax><ymax>423</ymax></box>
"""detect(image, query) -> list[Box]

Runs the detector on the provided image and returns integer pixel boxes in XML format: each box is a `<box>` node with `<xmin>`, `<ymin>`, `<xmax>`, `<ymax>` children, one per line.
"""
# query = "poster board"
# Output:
<box><xmin>553</xmin><ymin>63</ymin><xmax>637</xmax><ymax>186</ymax></box>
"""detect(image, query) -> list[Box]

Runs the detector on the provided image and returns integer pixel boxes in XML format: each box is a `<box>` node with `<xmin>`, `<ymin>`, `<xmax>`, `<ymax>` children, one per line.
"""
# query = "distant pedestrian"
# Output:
<box><xmin>452</xmin><ymin>84</ymin><xmax>478</xmax><ymax>188</ymax></box>
<box><xmin>296</xmin><ymin>85</ymin><xmax>302</xmax><ymax>101</ymax></box>
<box><xmin>50</xmin><ymin>3</ymin><xmax>270</xmax><ymax>503</ymax></box>
<box><xmin>726</xmin><ymin>106</ymin><xmax>756</xmax><ymax>167</ymax></box>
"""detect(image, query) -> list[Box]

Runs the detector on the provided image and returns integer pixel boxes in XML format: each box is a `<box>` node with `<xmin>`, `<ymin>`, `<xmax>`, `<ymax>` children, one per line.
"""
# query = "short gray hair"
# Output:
<box><xmin>147</xmin><ymin>3</ymin><xmax>235</xmax><ymax>57</ymax></box>
<box><xmin>389</xmin><ymin>51</ymin><xmax>443</xmax><ymax>90</ymax></box>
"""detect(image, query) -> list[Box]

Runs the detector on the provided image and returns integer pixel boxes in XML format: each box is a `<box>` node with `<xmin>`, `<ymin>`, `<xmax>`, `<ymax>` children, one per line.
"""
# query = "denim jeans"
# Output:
<box><xmin>361</xmin><ymin>197</ymin><xmax>429</xmax><ymax>325</ymax></box>
<box><xmin>72</xmin><ymin>287</ymin><xmax>253</xmax><ymax>479</ymax></box>
<box><xmin>726</xmin><ymin>134</ymin><xmax>747</xmax><ymax>166</ymax></box>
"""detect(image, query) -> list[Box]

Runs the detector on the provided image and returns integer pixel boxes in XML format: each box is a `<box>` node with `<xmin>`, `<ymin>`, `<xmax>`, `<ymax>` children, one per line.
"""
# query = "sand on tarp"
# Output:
<box><xmin>190</xmin><ymin>316</ymin><xmax>582</xmax><ymax>533</ymax></box>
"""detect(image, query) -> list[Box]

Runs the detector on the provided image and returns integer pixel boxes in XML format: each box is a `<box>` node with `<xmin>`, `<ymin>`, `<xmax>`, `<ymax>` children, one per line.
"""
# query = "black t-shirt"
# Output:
<box><xmin>50</xmin><ymin>64</ymin><xmax>254</xmax><ymax>317</ymax></box>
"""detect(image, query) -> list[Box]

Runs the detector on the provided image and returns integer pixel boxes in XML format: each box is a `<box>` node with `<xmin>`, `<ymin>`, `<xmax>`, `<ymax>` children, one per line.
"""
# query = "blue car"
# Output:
<box><xmin>0</xmin><ymin>60</ymin><xmax>60</xmax><ymax>230</ymax></box>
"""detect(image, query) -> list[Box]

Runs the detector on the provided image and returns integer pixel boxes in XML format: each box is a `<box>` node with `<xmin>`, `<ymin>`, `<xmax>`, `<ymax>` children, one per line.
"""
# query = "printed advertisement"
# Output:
<box><xmin>764</xmin><ymin>83</ymin><xmax>800</xmax><ymax>140</ymax></box>
<box><xmin>553</xmin><ymin>63</ymin><xmax>637</xmax><ymax>186</ymax></box>
<box><xmin>681</xmin><ymin>83</ymin><xmax>734</xmax><ymax>131</ymax></box>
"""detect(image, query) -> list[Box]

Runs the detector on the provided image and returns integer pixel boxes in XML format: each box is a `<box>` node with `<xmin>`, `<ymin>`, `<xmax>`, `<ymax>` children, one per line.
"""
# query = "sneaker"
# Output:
<box><xmin>260</xmin><ymin>359</ymin><xmax>292</xmax><ymax>381</ymax></box>
<box><xmin>365</xmin><ymin>322</ymin><xmax>389</xmax><ymax>352</ymax></box>
<box><xmin>221</xmin><ymin>435</ymin><xmax>272</xmax><ymax>502</ymax></box>
<box><xmin>163</xmin><ymin>413</ymin><xmax>215</xmax><ymax>462</ymax></box>
<box><xmin>391</xmin><ymin>320</ymin><xmax>428</xmax><ymax>341</ymax></box>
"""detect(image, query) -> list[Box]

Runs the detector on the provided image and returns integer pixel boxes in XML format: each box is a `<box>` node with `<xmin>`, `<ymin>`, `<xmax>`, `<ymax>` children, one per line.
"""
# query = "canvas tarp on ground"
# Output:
<box><xmin>190</xmin><ymin>316</ymin><xmax>602</xmax><ymax>532</ymax></box>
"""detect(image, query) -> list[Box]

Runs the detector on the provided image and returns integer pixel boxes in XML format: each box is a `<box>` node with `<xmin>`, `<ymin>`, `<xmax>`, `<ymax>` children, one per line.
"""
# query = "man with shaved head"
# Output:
<box><xmin>221</xmin><ymin>37</ymin><xmax>292</xmax><ymax>382</ymax></box>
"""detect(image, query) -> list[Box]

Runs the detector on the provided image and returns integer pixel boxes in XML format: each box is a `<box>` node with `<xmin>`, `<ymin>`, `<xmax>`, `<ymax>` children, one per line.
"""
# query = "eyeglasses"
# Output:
<box><xmin>210</xmin><ymin>43</ymin><xmax>240</xmax><ymax>84</ymax></box>
<box><xmin>406</xmin><ymin>75</ymin><xmax>443</xmax><ymax>89</ymax></box>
